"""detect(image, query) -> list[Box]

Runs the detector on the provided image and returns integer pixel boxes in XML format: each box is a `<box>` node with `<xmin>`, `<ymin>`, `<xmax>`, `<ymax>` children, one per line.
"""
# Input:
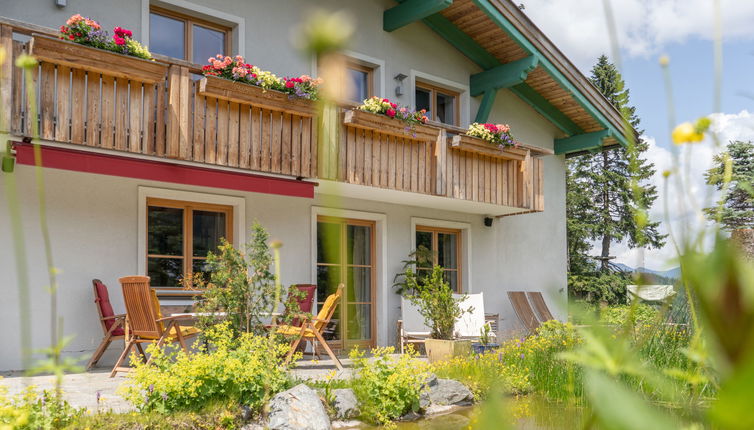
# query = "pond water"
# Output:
<box><xmin>364</xmin><ymin>397</ymin><xmax>586</xmax><ymax>430</ymax></box>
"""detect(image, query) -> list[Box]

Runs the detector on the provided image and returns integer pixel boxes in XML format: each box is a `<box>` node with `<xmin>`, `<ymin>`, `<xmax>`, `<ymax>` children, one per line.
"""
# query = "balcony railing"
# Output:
<box><xmin>1</xmin><ymin>19</ymin><xmax>549</xmax><ymax>212</ymax></box>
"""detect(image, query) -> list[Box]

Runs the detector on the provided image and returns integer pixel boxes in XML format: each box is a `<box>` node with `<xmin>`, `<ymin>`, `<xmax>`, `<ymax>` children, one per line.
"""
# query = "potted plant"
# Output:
<box><xmin>472</xmin><ymin>324</ymin><xmax>499</xmax><ymax>354</ymax></box>
<box><xmin>404</xmin><ymin>264</ymin><xmax>471</xmax><ymax>363</ymax></box>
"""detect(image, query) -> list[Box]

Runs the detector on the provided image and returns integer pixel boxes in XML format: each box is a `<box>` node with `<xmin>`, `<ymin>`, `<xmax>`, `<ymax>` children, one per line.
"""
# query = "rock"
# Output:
<box><xmin>239</xmin><ymin>405</ymin><xmax>253</xmax><ymax>421</ymax></box>
<box><xmin>399</xmin><ymin>410</ymin><xmax>422</xmax><ymax>421</ymax></box>
<box><xmin>424</xmin><ymin>404</ymin><xmax>455</xmax><ymax>416</ymax></box>
<box><xmin>332</xmin><ymin>388</ymin><xmax>359</xmax><ymax>419</ymax></box>
<box><xmin>240</xmin><ymin>424</ymin><xmax>265</xmax><ymax>430</ymax></box>
<box><xmin>331</xmin><ymin>420</ymin><xmax>364</xmax><ymax>429</ymax></box>
<box><xmin>419</xmin><ymin>390</ymin><xmax>430</xmax><ymax>410</ymax></box>
<box><xmin>268</xmin><ymin>384</ymin><xmax>331</xmax><ymax>430</ymax></box>
<box><xmin>428</xmin><ymin>379</ymin><xmax>474</xmax><ymax>406</ymax></box>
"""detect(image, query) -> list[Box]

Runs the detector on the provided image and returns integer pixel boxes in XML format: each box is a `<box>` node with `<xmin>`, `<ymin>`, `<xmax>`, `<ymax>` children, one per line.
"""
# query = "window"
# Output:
<box><xmin>149</xmin><ymin>6</ymin><xmax>231</xmax><ymax>63</ymax></box>
<box><xmin>415</xmin><ymin>226</ymin><xmax>462</xmax><ymax>292</ymax></box>
<box><xmin>146</xmin><ymin>198</ymin><xmax>233</xmax><ymax>288</ymax></box>
<box><xmin>415</xmin><ymin>82</ymin><xmax>459</xmax><ymax>125</ymax></box>
<box><xmin>346</xmin><ymin>62</ymin><xmax>374</xmax><ymax>104</ymax></box>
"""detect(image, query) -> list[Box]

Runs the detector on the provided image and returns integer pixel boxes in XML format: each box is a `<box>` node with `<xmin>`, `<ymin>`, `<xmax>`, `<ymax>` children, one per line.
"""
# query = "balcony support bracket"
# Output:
<box><xmin>554</xmin><ymin>129</ymin><xmax>612</xmax><ymax>155</ymax></box>
<box><xmin>470</xmin><ymin>56</ymin><xmax>538</xmax><ymax>96</ymax></box>
<box><xmin>474</xmin><ymin>89</ymin><xmax>497</xmax><ymax>123</ymax></box>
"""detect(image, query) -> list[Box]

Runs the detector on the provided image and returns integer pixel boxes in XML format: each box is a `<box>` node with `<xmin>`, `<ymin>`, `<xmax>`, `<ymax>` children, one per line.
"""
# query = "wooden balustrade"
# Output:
<box><xmin>1</xmin><ymin>22</ymin><xmax>546</xmax><ymax>212</ymax></box>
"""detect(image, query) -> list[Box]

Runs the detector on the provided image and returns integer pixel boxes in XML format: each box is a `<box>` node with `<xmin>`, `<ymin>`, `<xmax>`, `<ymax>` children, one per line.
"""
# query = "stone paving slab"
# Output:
<box><xmin>0</xmin><ymin>358</ymin><xmax>358</xmax><ymax>412</ymax></box>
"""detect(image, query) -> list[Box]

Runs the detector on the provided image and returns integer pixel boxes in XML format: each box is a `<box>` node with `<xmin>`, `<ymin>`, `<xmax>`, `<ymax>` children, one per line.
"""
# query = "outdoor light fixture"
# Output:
<box><xmin>484</xmin><ymin>217</ymin><xmax>493</xmax><ymax>227</ymax></box>
<box><xmin>394</xmin><ymin>73</ymin><xmax>408</xmax><ymax>97</ymax></box>
<box><xmin>55</xmin><ymin>0</ymin><xmax>67</xmax><ymax>7</ymax></box>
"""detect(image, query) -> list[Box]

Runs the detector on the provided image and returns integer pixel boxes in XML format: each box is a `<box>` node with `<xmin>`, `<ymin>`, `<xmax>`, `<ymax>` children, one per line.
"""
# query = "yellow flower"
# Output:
<box><xmin>672</xmin><ymin>122</ymin><xmax>704</xmax><ymax>144</ymax></box>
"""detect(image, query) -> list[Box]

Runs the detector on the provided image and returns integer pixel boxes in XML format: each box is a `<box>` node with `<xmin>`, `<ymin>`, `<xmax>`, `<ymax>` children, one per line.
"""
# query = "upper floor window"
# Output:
<box><xmin>146</xmin><ymin>198</ymin><xmax>233</xmax><ymax>288</ymax></box>
<box><xmin>415</xmin><ymin>82</ymin><xmax>459</xmax><ymax>126</ymax></box>
<box><xmin>347</xmin><ymin>62</ymin><xmax>374</xmax><ymax>104</ymax></box>
<box><xmin>149</xmin><ymin>6</ymin><xmax>231</xmax><ymax>64</ymax></box>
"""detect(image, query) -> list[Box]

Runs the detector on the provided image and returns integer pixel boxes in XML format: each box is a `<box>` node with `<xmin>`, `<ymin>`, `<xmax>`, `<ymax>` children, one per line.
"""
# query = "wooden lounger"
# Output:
<box><xmin>527</xmin><ymin>292</ymin><xmax>556</xmax><ymax>322</ymax></box>
<box><xmin>507</xmin><ymin>291</ymin><xmax>540</xmax><ymax>333</ymax></box>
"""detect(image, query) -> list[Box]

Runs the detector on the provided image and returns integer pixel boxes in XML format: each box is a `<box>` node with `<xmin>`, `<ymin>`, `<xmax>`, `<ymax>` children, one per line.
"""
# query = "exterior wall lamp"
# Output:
<box><xmin>394</xmin><ymin>73</ymin><xmax>408</xmax><ymax>97</ymax></box>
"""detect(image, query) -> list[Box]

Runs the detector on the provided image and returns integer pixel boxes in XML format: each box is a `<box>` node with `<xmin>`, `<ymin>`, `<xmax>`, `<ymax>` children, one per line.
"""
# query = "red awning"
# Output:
<box><xmin>12</xmin><ymin>142</ymin><xmax>314</xmax><ymax>198</ymax></box>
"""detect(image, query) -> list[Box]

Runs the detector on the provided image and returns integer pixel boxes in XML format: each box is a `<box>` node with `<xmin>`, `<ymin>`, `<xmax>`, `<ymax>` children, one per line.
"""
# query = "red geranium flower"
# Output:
<box><xmin>285</xmin><ymin>81</ymin><xmax>295</xmax><ymax>88</ymax></box>
<box><xmin>386</xmin><ymin>108</ymin><xmax>396</xmax><ymax>118</ymax></box>
<box><xmin>113</xmin><ymin>36</ymin><xmax>125</xmax><ymax>46</ymax></box>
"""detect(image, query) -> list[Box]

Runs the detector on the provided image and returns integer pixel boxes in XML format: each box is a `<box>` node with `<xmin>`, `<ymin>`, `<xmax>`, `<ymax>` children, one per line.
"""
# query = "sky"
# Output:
<box><xmin>519</xmin><ymin>0</ymin><xmax>754</xmax><ymax>271</ymax></box>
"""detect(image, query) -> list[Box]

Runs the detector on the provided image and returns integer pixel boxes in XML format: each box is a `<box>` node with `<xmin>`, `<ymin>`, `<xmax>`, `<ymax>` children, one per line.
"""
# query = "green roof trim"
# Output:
<box><xmin>554</xmin><ymin>129</ymin><xmax>612</xmax><ymax>154</ymax></box>
<box><xmin>384</xmin><ymin>0</ymin><xmax>453</xmax><ymax>32</ymax></box>
<box><xmin>470</xmin><ymin>56</ymin><xmax>538</xmax><ymax>96</ymax></box>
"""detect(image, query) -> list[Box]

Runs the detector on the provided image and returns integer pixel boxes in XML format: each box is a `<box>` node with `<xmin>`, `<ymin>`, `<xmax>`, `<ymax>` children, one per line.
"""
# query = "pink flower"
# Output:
<box><xmin>113</xmin><ymin>36</ymin><xmax>125</xmax><ymax>46</ymax></box>
<box><xmin>382</xmin><ymin>98</ymin><xmax>390</xmax><ymax>103</ymax></box>
<box><xmin>386</xmin><ymin>108</ymin><xmax>396</xmax><ymax>118</ymax></box>
<box><xmin>390</xmin><ymin>102</ymin><xmax>397</xmax><ymax>109</ymax></box>
<box><xmin>285</xmin><ymin>81</ymin><xmax>295</xmax><ymax>88</ymax></box>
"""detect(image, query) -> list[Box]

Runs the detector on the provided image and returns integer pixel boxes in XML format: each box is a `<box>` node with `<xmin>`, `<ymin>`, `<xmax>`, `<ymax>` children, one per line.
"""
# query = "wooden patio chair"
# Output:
<box><xmin>527</xmin><ymin>292</ymin><xmax>556</xmax><ymax>322</ymax></box>
<box><xmin>508</xmin><ymin>291</ymin><xmax>541</xmax><ymax>333</ymax></box>
<box><xmin>274</xmin><ymin>283</ymin><xmax>345</xmax><ymax>370</ymax></box>
<box><xmin>110</xmin><ymin>276</ymin><xmax>200</xmax><ymax>377</ymax></box>
<box><xmin>87</xmin><ymin>279</ymin><xmax>144</xmax><ymax>369</ymax></box>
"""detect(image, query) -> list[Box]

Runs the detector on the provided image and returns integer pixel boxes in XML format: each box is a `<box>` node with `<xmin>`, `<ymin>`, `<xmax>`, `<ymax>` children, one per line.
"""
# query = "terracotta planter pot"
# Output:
<box><xmin>424</xmin><ymin>339</ymin><xmax>471</xmax><ymax>363</ymax></box>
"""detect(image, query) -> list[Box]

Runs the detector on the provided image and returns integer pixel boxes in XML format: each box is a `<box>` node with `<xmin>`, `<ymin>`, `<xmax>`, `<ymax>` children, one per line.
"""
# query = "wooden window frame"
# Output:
<box><xmin>149</xmin><ymin>6</ymin><xmax>231</xmax><ymax>64</ymax></box>
<box><xmin>146</xmin><ymin>197</ymin><xmax>233</xmax><ymax>289</ymax></box>
<box><xmin>347</xmin><ymin>61</ymin><xmax>374</xmax><ymax>103</ymax></box>
<box><xmin>415</xmin><ymin>81</ymin><xmax>460</xmax><ymax>126</ymax></box>
<box><xmin>415</xmin><ymin>225</ymin><xmax>462</xmax><ymax>293</ymax></box>
<box><xmin>316</xmin><ymin>216</ymin><xmax>377</xmax><ymax>349</ymax></box>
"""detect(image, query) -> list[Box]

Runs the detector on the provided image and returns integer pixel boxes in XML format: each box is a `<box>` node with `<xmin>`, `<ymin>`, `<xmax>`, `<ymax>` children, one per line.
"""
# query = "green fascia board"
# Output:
<box><xmin>421</xmin><ymin>14</ymin><xmax>499</xmax><ymax>69</ymax></box>
<box><xmin>475</xmin><ymin>89</ymin><xmax>498</xmax><ymax>123</ymax></box>
<box><xmin>472</xmin><ymin>0</ymin><xmax>626</xmax><ymax>143</ymax></box>
<box><xmin>384</xmin><ymin>0</ymin><xmax>453</xmax><ymax>32</ymax></box>
<box><xmin>554</xmin><ymin>129</ymin><xmax>612</xmax><ymax>154</ymax></box>
<box><xmin>509</xmin><ymin>83</ymin><xmax>583</xmax><ymax>136</ymax></box>
<box><xmin>470</xmin><ymin>56</ymin><xmax>538</xmax><ymax>96</ymax></box>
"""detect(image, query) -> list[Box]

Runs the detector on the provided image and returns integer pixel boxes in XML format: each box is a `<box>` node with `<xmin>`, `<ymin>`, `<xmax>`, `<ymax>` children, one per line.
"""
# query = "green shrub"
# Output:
<box><xmin>403</xmin><ymin>265</ymin><xmax>468</xmax><ymax>340</ymax></box>
<box><xmin>569</xmin><ymin>272</ymin><xmax>630</xmax><ymax>305</ymax></box>
<box><xmin>66</xmin><ymin>404</ymin><xmax>239</xmax><ymax>430</ymax></box>
<box><xmin>432</xmin><ymin>352</ymin><xmax>530</xmax><ymax>399</ymax></box>
<box><xmin>598</xmin><ymin>303</ymin><xmax>658</xmax><ymax>327</ymax></box>
<box><xmin>193</xmin><ymin>222</ymin><xmax>278</xmax><ymax>336</ymax></box>
<box><xmin>120</xmin><ymin>322</ymin><xmax>293</xmax><ymax>414</ymax></box>
<box><xmin>0</xmin><ymin>382</ymin><xmax>82</xmax><ymax>429</ymax></box>
<box><xmin>349</xmin><ymin>347</ymin><xmax>430</xmax><ymax>426</ymax></box>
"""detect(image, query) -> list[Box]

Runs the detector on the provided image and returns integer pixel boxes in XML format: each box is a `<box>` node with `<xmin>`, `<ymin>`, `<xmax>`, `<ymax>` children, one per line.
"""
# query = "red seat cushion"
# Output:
<box><xmin>94</xmin><ymin>280</ymin><xmax>125</xmax><ymax>336</ymax></box>
<box><xmin>287</xmin><ymin>284</ymin><xmax>317</xmax><ymax>327</ymax></box>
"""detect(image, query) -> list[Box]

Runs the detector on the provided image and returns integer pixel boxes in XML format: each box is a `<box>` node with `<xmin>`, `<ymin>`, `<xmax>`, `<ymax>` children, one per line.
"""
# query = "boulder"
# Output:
<box><xmin>332</xmin><ymin>388</ymin><xmax>360</xmax><ymax>419</ymax></box>
<box><xmin>268</xmin><ymin>384</ymin><xmax>331</xmax><ymax>430</ymax></box>
<box><xmin>427</xmin><ymin>379</ymin><xmax>474</xmax><ymax>406</ymax></box>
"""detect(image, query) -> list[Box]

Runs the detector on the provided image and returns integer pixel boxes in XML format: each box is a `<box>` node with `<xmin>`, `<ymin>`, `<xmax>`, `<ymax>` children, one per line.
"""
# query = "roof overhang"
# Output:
<box><xmin>387</xmin><ymin>0</ymin><xmax>638</xmax><ymax>156</ymax></box>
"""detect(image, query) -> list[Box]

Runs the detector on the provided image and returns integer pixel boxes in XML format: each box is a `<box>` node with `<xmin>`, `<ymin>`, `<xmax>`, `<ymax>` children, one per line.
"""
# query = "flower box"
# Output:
<box><xmin>197</xmin><ymin>76</ymin><xmax>316</xmax><ymax>117</ymax></box>
<box><xmin>343</xmin><ymin>109</ymin><xmax>439</xmax><ymax>141</ymax></box>
<box><xmin>450</xmin><ymin>134</ymin><xmax>529</xmax><ymax>161</ymax></box>
<box><xmin>29</xmin><ymin>34</ymin><xmax>167</xmax><ymax>84</ymax></box>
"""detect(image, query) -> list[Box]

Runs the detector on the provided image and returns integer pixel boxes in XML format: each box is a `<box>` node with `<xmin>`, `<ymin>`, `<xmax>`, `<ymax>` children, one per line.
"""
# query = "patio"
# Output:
<box><xmin>0</xmin><ymin>358</ymin><xmax>358</xmax><ymax>413</ymax></box>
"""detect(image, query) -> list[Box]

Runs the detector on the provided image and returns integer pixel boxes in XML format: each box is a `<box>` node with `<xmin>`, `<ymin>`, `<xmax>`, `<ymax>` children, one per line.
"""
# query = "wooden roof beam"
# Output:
<box><xmin>554</xmin><ymin>129</ymin><xmax>612</xmax><ymax>155</ymax></box>
<box><xmin>470</xmin><ymin>56</ymin><xmax>538</xmax><ymax>96</ymax></box>
<box><xmin>384</xmin><ymin>0</ymin><xmax>453</xmax><ymax>32</ymax></box>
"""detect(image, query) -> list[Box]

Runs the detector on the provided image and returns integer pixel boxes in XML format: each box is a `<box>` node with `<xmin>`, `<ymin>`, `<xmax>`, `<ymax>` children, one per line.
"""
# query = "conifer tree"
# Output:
<box><xmin>567</xmin><ymin>55</ymin><xmax>665</xmax><ymax>274</ymax></box>
<box><xmin>704</xmin><ymin>140</ymin><xmax>754</xmax><ymax>230</ymax></box>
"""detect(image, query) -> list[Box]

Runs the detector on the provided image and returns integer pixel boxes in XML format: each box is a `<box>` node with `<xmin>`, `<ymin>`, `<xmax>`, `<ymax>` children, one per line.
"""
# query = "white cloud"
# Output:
<box><xmin>606</xmin><ymin>110</ymin><xmax>754</xmax><ymax>270</ymax></box>
<box><xmin>519</xmin><ymin>0</ymin><xmax>754</xmax><ymax>68</ymax></box>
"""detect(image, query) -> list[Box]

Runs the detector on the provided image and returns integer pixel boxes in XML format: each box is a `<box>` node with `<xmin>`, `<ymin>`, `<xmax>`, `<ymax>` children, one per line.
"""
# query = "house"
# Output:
<box><xmin>0</xmin><ymin>0</ymin><xmax>628</xmax><ymax>371</ymax></box>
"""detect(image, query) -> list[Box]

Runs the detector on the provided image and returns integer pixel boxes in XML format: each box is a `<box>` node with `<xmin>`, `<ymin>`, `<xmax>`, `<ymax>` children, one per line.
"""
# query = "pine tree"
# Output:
<box><xmin>566</xmin><ymin>55</ymin><xmax>665</xmax><ymax>274</ymax></box>
<box><xmin>703</xmin><ymin>140</ymin><xmax>754</xmax><ymax>230</ymax></box>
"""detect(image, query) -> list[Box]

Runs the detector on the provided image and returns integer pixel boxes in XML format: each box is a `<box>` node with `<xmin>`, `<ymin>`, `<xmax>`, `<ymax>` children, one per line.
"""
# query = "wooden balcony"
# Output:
<box><xmin>1</xmin><ymin>19</ymin><xmax>550</xmax><ymax>213</ymax></box>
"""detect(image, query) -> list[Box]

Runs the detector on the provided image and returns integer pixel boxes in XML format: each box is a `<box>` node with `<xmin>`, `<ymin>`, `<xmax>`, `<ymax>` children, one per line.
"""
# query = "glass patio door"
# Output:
<box><xmin>316</xmin><ymin>216</ymin><xmax>375</xmax><ymax>350</ymax></box>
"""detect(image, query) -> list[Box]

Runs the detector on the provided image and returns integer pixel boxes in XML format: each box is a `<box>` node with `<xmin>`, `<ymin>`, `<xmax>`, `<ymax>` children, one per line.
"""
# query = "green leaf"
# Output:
<box><xmin>708</xmin><ymin>358</ymin><xmax>754</xmax><ymax>429</ymax></box>
<box><xmin>585</xmin><ymin>370</ymin><xmax>680</xmax><ymax>430</ymax></box>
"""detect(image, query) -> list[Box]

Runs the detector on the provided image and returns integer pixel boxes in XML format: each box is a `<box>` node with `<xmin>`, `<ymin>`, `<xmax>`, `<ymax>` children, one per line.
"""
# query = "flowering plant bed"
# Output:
<box><xmin>198</xmin><ymin>75</ymin><xmax>317</xmax><ymax>117</ymax></box>
<box><xmin>344</xmin><ymin>108</ymin><xmax>439</xmax><ymax>141</ymax></box>
<box><xmin>29</xmin><ymin>34</ymin><xmax>167</xmax><ymax>84</ymax></box>
<box><xmin>57</xmin><ymin>14</ymin><xmax>152</xmax><ymax>60</ymax></box>
<box><xmin>359</xmin><ymin>96</ymin><xmax>427</xmax><ymax>125</ymax></box>
<box><xmin>450</xmin><ymin>134</ymin><xmax>528</xmax><ymax>160</ymax></box>
<box><xmin>466</xmin><ymin>122</ymin><xmax>517</xmax><ymax>147</ymax></box>
<box><xmin>202</xmin><ymin>55</ymin><xmax>321</xmax><ymax>100</ymax></box>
